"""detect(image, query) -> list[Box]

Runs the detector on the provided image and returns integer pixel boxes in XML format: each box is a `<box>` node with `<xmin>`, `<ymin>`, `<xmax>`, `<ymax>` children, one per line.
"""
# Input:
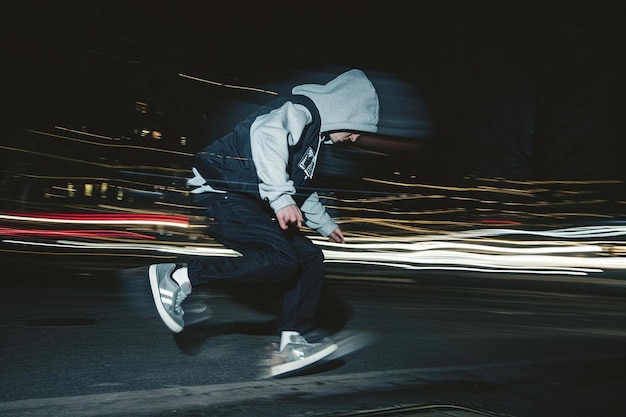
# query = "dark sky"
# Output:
<box><xmin>3</xmin><ymin>1</ymin><xmax>623</xmax><ymax>80</ymax></box>
<box><xmin>2</xmin><ymin>0</ymin><xmax>625</xmax><ymax>179</ymax></box>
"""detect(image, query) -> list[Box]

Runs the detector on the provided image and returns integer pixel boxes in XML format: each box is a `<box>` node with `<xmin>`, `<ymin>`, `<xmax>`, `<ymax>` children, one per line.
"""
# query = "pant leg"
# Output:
<box><xmin>187</xmin><ymin>193</ymin><xmax>325</xmax><ymax>334</ymax></box>
<box><xmin>187</xmin><ymin>193</ymin><xmax>300</xmax><ymax>285</ymax></box>
<box><xmin>279</xmin><ymin>233</ymin><xmax>325</xmax><ymax>334</ymax></box>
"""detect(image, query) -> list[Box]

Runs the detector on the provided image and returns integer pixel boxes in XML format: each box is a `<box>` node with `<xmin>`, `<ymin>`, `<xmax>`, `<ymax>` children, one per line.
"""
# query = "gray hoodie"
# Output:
<box><xmin>292</xmin><ymin>69</ymin><xmax>379</xmax><ymax>134</ymax></box>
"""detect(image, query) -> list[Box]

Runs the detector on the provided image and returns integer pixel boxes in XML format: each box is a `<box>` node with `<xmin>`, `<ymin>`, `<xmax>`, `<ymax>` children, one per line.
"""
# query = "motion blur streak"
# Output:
<box><xmin>177</xmin><ymin>73</ymin><xmax>278</xmax><ymax>95</ymax></box>
<box><xmin>1</xmin><ymin>128</ymin><xmax>623</xmax><ymax>277</ymax></box>
<box><xmin>0</xmin><ymin>144</ymin><xmax>191</xmax><ymax>174</ymax></box>
<box><xmin>362</xmin><ymin>178</ymin><xmax>540</xmax><ymax>196</ymax></box>
<box><xmin>312</xmin><ymin>224</ymin><xmax>626</xmax><ymax>275</ymax></box>
<box><xmin>313</xmin><ymin>240</ymin><xmax>602</xmax><ymax>255</ymax></box>
<box><xmin>0</xmin><ymin>213</ymin><xmax>189</xmax><ymax>228</ymax></box>
<box><xmin>2</xmin><ymin>225</ymin><xmax>623</xmax><ymax>276</ymax></box>
<box><xmin>323</xmin><ymin>260</ymin><xmax>596</xmax><ymax>276</ymax></box>
<box><xmin>41</xmin><ymin>127</ymin><xmax>195</xmax><ymax>157</ymax></box>
<box><xmin>0</xmin><ymin>228</ymin><xmax>155</xmax><ymax>239</ymax></box>
<box><xmin>2</xmin><ymin>239</ymin><xmax>239</xmax><ymax>257</ymax></box>
<box><xmin>427</xmin><ymin>225</ymin><xmax>626</xmax><ymax>239</ymax></box>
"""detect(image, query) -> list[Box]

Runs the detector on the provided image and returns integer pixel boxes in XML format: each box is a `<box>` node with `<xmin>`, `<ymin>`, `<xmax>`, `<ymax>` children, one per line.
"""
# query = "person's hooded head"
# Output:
<box><xmin>292</xmin><ymin>69</ymin><xmax>379</xmax><ymax>136</ymax></box>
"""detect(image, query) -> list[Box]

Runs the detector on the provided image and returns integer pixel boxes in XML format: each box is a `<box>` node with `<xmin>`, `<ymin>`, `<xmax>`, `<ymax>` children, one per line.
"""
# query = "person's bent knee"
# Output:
<box><xmin>269</xmin><ymin>249</ymin><xmax>300</xmax><ymax>281</ymax></box>
<box><xmin>298</xmin><ymin>242</ymin><xmax>324</xmax><ymax>267</ymax></box>
<box><xmin>309</xmin><ymin>244</ymin><xmax>324</xmax><ymax>265</ymax></box>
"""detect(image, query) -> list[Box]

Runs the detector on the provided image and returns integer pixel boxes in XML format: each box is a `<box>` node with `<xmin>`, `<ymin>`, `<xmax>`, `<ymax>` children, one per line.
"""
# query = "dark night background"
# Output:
<box><xmin>1</xmin><ymin>4</ymin><xmax>626</xmax><ymax>416</ymax></box>
<box><xmin>2</xmin><ymin>0</ymin><xmax>625</xmax><ymax>181</ymax></box>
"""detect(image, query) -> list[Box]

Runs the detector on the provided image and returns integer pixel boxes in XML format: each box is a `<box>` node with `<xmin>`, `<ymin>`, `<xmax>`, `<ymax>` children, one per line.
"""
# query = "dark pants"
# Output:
<box><xmin>187</xmin><ymin>193</ymin><xmax>325</xmax><ymax>335</ymax></box>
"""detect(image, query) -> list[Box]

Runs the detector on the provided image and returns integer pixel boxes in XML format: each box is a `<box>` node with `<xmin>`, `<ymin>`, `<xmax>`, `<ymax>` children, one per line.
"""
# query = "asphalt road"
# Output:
<box><xmin>1</xmin><ymin>265</ymin><xmax>625</xmax><ymax>417</ymax></box>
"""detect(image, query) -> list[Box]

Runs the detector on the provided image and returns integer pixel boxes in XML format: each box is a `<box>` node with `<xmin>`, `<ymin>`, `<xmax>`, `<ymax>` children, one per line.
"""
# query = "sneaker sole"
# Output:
<box><xmin>270</xmin><ymin>343</ymin><xmax>338</xmax><ymax>377</ymax></box>
<box><xmin>149</xmin><ymin>264</ymin><xmax>184</xmax><ymax>333</ymax></box>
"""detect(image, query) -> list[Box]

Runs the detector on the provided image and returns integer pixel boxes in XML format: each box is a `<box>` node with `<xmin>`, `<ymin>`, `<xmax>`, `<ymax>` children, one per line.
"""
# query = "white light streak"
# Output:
<box><xmin>2</xmin><ymin>239</ymin><xmax>240</xmax><ymax>257</ymax></box>
<box><xmin>313</xmin><ymin>240</ymin><xmax>602</xmax><ymax>255</ymax></box>
<box><xmin>323</xmin><ymin>260</ymin><xmax>594</xmax><ymax>276</ymax></box>
<box><xmin>1</xmin><ymin>225</ymin><xmax>624</xmax><ymax>277</ymax></box>
<box><xmin>0</xmin><ymin>214</ymin><xmax>188</xmax><ymax>228</ymax></box>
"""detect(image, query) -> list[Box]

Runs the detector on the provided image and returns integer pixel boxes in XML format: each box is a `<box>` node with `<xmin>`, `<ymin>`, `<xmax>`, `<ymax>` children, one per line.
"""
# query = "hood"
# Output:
<box><xmin>292</xmin><ymin>69</ymin><xmax>379</xmax><ymax>134</ymax></box>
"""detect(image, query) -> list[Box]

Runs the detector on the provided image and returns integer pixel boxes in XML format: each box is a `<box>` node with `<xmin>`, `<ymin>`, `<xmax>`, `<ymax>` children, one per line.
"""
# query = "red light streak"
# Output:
<box><xmin>0</xmin><ymin>227</ymin><xmax>156</xmax><ymax>240</ymax></box>
<box><xmin>0</xmin><ymin>212</ymin><xmax>189</xmax><ymax>227</ymax></box>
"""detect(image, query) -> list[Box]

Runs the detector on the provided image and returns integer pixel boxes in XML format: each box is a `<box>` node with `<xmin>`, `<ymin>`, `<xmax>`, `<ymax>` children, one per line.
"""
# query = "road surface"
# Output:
<box><xmin>1</xmin><ymin>263</ymin><xmax>625</xmax><ymax>417</ymax></box>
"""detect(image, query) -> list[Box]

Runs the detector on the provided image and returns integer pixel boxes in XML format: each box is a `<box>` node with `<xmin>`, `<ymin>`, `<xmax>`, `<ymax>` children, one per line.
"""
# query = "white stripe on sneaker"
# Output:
<box><xmin>160</xmin><ymin>288</ymin><xmax>174</xmax><ymax>297</ymax></box>
<box><xmin>160</xmin><ymin>288</ymin><xmax>174</xmax><ymax>306</ymax></box>
<box><xmin>149</xmin><ymin>263</ymin><xmax>184</xmax><ymax>333</ymax></box>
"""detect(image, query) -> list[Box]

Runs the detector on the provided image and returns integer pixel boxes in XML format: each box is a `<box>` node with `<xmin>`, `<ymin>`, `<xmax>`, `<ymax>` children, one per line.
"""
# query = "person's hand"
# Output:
<box><xmin>276</xmin><ymin>204</ymin><xmax>303</xmax><ymax>230</ymax></box>
<box><xmin>328</xmin><ymin>227</ymin><xmax>345</xmax><ymax>243</ymax></box>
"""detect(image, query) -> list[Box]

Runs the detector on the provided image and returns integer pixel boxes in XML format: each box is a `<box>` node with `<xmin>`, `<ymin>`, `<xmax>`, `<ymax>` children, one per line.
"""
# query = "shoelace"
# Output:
<box><xmin>287</xmin><ymin>335</ymin><xmax>322</xmax><ymax>351</ymax></box>
<box><xmin>173</xmin><ymin>291</ymin><xmax>187</xmax><ymax>315</ymax></box>
<box><xmin>288</xmin><ymin>334</ymin><xmax>309</xmax><ymax>345</ymax></box>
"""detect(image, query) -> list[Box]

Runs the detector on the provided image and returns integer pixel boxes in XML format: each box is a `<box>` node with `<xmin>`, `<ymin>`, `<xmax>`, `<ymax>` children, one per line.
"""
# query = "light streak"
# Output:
<box><xmin>333</xmin><ymin>205</ymin><xmax>467</xmax><ymax>216</ymax></box>
<box><xmin>29</xmin><ymin>129</ymin><xmax>195</xmax><ymax>157</ymax></box>
<box><xmin>0</xmin><ymin>227</ymin><xmax>155</xmax><ymax>240</ymax></box>
<box><xmin>323</xmin><ymin>249</ymin><xmax>622</xmax><ymax>271</ymax></box>
<box><xmin>473</xmin><ymin>177</ymin><xmax>623</xmax><ymax>186</ymax></box>
<box><xmin>323</xmin><ymin>260</ymin><xmax>595</xmax><ymax>276</ymax></box>
<box><xmin>361</xmin><ymin>177</ymin><xmax>542</xmax><ymax>196</ymax></box>
<box><xmin>1</xmin><ymin>160</ymin><xmax>623</xmax><ymax>278</ymax></box>
<box><xmin>177</xmin><ymin>73</ymin><xmax>278</xmax><ymax>95</ymax></box>
<box><xmin>0</xmin><ymin>212</ymin><xmax>189</xmax><ymax>228</ymax></box>
<box><xmin>425</xmin><ymin>225</ymin><xmax>626</xmax><ymax>240</ymax></box>
<box><xmin>0</xmin><ymin>145</ymin><xmax>190</xmax><ymax>175</ymax></box>
<box><xmin>54</xmin><ymin>126</ymin><xmax>122</xmax><ymax>142</ymax></box>
<box><xmin>312</xmin><ymin>240</ymin><xmax>603</xmax><ymax>255</ymax></box>
<box><xmin>2</xmin><ymin>239</ymin><xmax>239</xmax><ymax>257</ymax></box>
<box><xmin>2</xmin><ymin>225</ymin><xmax>624</xmax><ymax>277</ymax></box>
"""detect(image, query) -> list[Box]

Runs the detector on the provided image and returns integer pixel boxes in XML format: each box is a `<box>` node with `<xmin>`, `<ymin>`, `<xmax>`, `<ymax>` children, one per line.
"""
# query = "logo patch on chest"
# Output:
<box><xmin>298</xmin><ymin>146</ymin><xmax>317</xmax><ymax>179</ymax></box>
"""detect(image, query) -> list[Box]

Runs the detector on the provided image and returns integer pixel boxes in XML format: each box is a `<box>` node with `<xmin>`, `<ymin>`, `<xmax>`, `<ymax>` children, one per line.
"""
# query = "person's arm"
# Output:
<box><xmin>327</xmin><ymin>227</ymin><xmax>345</xmax><ymax>243</ymax></box>
<box><xmin>301</xmin><ymin>192</ymin><xmax>345</xmax><ymax>243</ymax></box>
<box><xmin>250</xmin><ymin>102</ymin><xmax>311</xmax><ymax>213</ymax></box>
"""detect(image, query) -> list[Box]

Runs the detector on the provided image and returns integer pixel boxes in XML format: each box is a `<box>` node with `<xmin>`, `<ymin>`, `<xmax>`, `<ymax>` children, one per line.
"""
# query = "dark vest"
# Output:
<box><xmin>194</xmin><ymin>95</ymin><xmax>322</xmax><ymax>205</ymax></box>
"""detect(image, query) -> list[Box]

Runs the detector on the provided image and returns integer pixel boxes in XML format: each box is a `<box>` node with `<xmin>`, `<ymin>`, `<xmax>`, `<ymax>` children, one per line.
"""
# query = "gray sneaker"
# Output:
<box><xmin>262</xmin><ymin>331</ymin><xmax>338</xmax><ymax>377</ymax></box>
<box><xmin>148</xmin><ymin>263</ymin><xmax>190</xmax><ymax>333</ymax></box>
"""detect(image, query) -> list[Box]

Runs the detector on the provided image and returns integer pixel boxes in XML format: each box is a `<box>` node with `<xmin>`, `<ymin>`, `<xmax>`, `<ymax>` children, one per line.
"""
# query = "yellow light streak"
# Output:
<box><xmin>28</xmin><ymin>129</ymin><xmax>195</xmax><ymax>157</ymax></box>
<box><xmin>362</xmin><ymin>178</ymin><xmax>542</xmax><ymax>197</ymax></box>
<box><xmin>177</xmin><ymin>73</ymin><xmax>278</xmax><ymax>95</ymax></box>
<box><xmin>0</xmin><ymin>145</ymin><xmax>190</xmax><ymax>175</ymax></box>
<box><xmin>54</xmin><ymin>126</ymin><xmax>122</xmax><ymax>142</ymax></box>
<box><xmin>473</xmin><ymin>177</ymin><xmax>622</xmax><ymax>186</ymax></box>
